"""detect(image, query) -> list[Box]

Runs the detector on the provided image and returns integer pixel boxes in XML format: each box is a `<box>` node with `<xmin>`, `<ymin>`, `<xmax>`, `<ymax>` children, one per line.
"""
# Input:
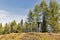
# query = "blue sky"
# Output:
<box><xmin>0</xmin><ymin>0</ymin><xmax>60</xmax><ymax>26</ymax></box>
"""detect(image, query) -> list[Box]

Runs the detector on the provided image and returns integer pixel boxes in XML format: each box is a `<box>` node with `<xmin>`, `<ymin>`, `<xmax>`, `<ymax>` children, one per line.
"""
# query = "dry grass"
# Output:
<box><xmin>0</xmin><ymin>32</ymin><xmax>60</xmax><ymax>40</ymax></box>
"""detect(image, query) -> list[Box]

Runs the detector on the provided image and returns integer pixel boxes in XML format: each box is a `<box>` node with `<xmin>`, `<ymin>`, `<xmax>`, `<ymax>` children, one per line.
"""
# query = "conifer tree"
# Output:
<box><xmin>3</xmin><ymin>23</ymin><xmax>10</xmax><ymax>34</ymax></box>
<box><xmin>34</xmin><ymin>4</ymin><xmax>41</xmax><ymax>32</ymax></box>
<box><xmin>40</xmin><ymin>0</ymin><xmax>48</xmax><ymax>32</ymax></box>
<box><xmin>10</xmin><ymin>20</ymin><xmax>18</xmax><ymax>33</ymax></box>
<box><xmin>27</xmin><ymin>10</ymin><xmax>33</xmax><ymax>32</ymax></box>
<box><xmin>46</xmin><ymin>0</ymin><xmax>60</xmax><ymax>32</ymax></box>
<box><xmin>17</xmin><ymin>23</ymin><xmax>23</xmax><ymax>33</ymax></box>
<box><xmin>0</xmin><ymin>23</ymin><xmax>3</xmax><ymax>34</ymax></box>
<box><xmin>34</xmin><ymin>4</ymin><xmax>40</xmax><ymax>23</ymax></box>
<box><xmin>21</xmin><ymin>19</ymin><xmax>23</xmax><ymax>26</ymax></box>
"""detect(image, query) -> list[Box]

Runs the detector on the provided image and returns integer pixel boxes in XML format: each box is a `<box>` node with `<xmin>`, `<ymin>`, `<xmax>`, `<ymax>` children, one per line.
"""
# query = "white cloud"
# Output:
<box><xmin>0</xmin><ymin>10</ymin><xmax>9</xmax><ymax>18</ymax></box>
<box><xmin>0</xmin><ymin>10</ymin><xmax>8</xmax><ymax>14</ymax></box>
<box><xmin>0</xmin><ymin>10</ymin><xmax>27</xmax><ymax>26</ymax></box>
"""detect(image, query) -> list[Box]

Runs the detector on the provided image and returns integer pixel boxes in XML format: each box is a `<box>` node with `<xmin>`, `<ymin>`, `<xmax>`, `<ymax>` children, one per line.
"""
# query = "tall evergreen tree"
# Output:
<box><xmin>34</xmin><ymin>4</ymin><xmax>40</xmax><ymax>23</ymax></box>
<box><xmin>10</xmin><ymin>20</ymin><xmax>18</xmax><ymax>33</ymax></box>
<box><xmin>24</xmin><ymin>21</ymin><xmax>31</xmax><ymax>32</ymax></box>
<box><xmin>28</xmin><ymin>9</ymin><xmax>33</xmax><ymax>23</ymax></box>
<box><xmin>27</xmin><ymin>10</ymin><xmax>33</xmax><ymax>32</ymax></box>
<box><xmin>21</xmin><ymin>19</ymin><xmax>23</xmax><ymax>26</ymax></box>
<box><xmin>3</xmin><ymin>23</ymin><xmax>10</xmax><ymax>34</ymax></box>
<box><xmin>40</xmin><ymin>0</ymin><xmax>48</xmax><ymax>32</ymax></box>
<box><xmin>0</xmin><ymin>23</ymin><xmax>3</xmax><ymax>34</ymax></box>
<box><xmin>17</xmin><ymin>23</ymin><xmax>23</xmax><ymax>33</ymax></box>
<box><xmin>20</xmin><ymin>19</ymin><xmax>24</xmax><ymax>32</ymax></box>
<box><xmin>34</xmin><ymin>4</ymin><xmax>41</xmax><ymax>32</ymax></box>
<box><xmin>47</xmin><ymin>0</ymin><xmax>60</xmax><ymax>32</ymax></box>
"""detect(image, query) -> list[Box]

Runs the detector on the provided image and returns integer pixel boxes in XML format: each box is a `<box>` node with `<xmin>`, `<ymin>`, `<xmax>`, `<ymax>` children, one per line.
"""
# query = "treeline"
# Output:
<box><xmin>0</xmin><ymin>19</ymin><xmax>38</xmax><ymax>35</ymax></box>
<box><xmin>0</xmin><ymin>0</ymin><xmax>60</xmax><ymax>34</ymax></box>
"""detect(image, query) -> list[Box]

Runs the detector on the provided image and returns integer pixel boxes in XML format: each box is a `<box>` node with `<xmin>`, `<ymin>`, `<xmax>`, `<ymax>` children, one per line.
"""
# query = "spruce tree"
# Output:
<box><xmin>17</xmin><ymin>23</ymin><xmax>23</xmax><ymax>33</ymax></box>
<box><xmin>3</xmin><ymin>23</ymin><xmax>10</xmax><ymax>34</ymax></box>
<box><xmin>10</xmin><ymin>20</ymin><xmax>18</xmax><ymax>33</ymax></box>
<box><xmin>40</xmin><ymin>0</ymin><xmax>48</xmax><ymax>32</ymax></box>
<box><xmin>0</xmin><ymin>23</ymin><xmax>3</xmax><ymax>34</ymax></box>
<box><xmin>24</xmin><ymin>21</ymin><xmax>30</xmax><ymax>32</ymax></box>
<box><xmin>27</xmin><ymin>10</ymin><xmax>33</xmax><ymax>32</ymax></box>
<box><xmin>47</xmin><ymin>0</ymin><xmax>60</xmax><ymax>32</ymax></box>
<box><xmin>21</xmin><ymin>19</ymin><xmax>23</xmax><ymax>26</ymax></box>
<box><xmin>34</xmin><ymin>4</ymin><xmax>41</xmax><ymax>32</ymax></box>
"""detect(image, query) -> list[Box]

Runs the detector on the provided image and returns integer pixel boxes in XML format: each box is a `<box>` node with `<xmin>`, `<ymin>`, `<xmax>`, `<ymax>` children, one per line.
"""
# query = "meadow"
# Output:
<box><xmin>0</xmin><ymin>32</ymin><xmax>60</xmax><ymax>40</ymax></box>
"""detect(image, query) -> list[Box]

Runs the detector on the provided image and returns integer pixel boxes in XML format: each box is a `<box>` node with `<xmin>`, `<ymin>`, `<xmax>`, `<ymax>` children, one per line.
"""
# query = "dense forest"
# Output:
<box><xmin>0</xmin><ymin>0</ymin><xmax>60</xmax><ymax>35</ymax></box>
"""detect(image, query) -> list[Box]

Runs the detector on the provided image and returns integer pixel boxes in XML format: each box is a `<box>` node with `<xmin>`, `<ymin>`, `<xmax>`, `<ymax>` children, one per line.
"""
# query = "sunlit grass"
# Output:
<box><xmin>0</xmin><ymin>32</ymin><xmax>60</xmax><ymax>40</ymax></box>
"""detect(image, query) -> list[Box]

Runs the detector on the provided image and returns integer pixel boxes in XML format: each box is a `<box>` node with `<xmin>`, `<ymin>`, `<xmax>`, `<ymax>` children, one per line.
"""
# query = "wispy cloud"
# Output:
<box><xmin>0</xmin><ymin>10</ymin><xmax>27</xmax><ymax>26</ymax></box>
<box><xmin>0</xmin><ymin>10</ymin><xmax>9</xmax><ymax>18</ymax></box>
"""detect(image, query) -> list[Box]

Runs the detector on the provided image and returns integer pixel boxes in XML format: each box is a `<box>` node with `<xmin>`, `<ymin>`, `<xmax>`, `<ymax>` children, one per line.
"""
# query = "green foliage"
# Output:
<box><xmin>3</xmin><ymin>23</ymin><xmax>10</xmax><ymax>34</ymax></box>
<box><xmin>20</xmin><ymin>19</ymin><xmax>23</xmax><ymax>26</ymax></box>
<box><xmin>28</xmin><ymin>10</ymin><xmax>33</xmax><ymax>23</ymax></box>
<box><xmin>46</xmin><ymin>0</ymin><xmax>60</xmax><ymax>33</ymax></box>
<box><xmin>32</xmin><ymin>22</ymin><xmax>37</xmax><ymax>32</ymax></box>
<box><xmin>40</xmin><ymin>0</ymin><xmax>48</xmax><ymax>32</ymax></box>
<box><xmin>10</xmin><ymin>20</ymin><xmax>18</xmax><ymax>33</ymax></box>
<box><xmin>34</xmin><ymin>4</ymin><xmax>40</xmax><ymax>22</ymax></box>
<box><xmin>40</xmin><ymin>0</ymin><xmax>47</xmax><ymax>11</ymax></box>
<box><xmin>0</xmin><ymin>23</ymin><xmax>3</xmax><ymax>34</ymax></box>
<box><xmin>27</xmin><ymin>10</ymin><xmax>34</xmax><ymax>32</ymax></box>
<box><xmin>24</xmin><ymin>21</ymin><xmax>31</xmax><ymax>32</ymax></box>
<box><xmin>17</xmin><ymin>23</ymin><xmax>23</xmax><ymax>33</ymax></box>
<box><xmin>34</xmin><ymin>4</ymin><xmax>40</xmax><ymax>13</ymax></box>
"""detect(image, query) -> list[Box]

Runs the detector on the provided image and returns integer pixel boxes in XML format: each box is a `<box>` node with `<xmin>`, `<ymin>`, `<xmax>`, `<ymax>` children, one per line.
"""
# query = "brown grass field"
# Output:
<box><xmin>0</xmin><ymin>32</ymin><xmax>60</xmax><ymax>40</ymax></box>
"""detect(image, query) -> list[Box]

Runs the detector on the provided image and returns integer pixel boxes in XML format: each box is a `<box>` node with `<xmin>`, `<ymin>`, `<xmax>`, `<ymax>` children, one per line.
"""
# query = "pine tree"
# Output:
<box><xmin>21</xmin><ymin>19</ymin><xmax>23</xmax><ymax>26</ymax></box>
<box><xmin>34</xmin><ymin>4</ymin><xmax>41</xmax><ymax>32</ymax></box>
<box><xmin>17</xmin><ymin>23</ymin><xmax>23</xmax><ymax>33</ymax></box>
<box><xmin>10</xmin><ymin>20</ymin><xmax>18</xmax><ymax>33</ymax></box>
<box><xmin>34</xmin><ymin>4</ymin><xmax>40</xmax><ymax>23</ymax></box>
<box><xmin>27</xmin><ymin>10</ymin><xmax>33</xmax><ymax>32</ymax></box>
<box><xmin>3</xmin><ymin>23</ymin><xmax>10</xmax><ymax>34</ymax></box>
<box><xmin>24</xmin><ymin>21</ymin><xmax>31</xmax><ymax>32</ymax></box>
<box><xmin>28</xmin><ymin>9</ymin><xmax>33</xmax><ymax>23</ymax></box>
<box><xmin>40</xmin><ymin>0</ymin><xmax>48</xmax><ymax>32</ymax></box>
<box><xmin>0</xmin><ymin>23</ymin><xmax>3</xmax><ymax>34</ymax></box>
<box><xmin>47</xmin><ymin>0</ymin><xmax>60</xmax><ymax>32</ymax></box>
<box><xmin>32</xmin><ymin>22</ymin><xmax>37</xmax><ymax>32</ymax></box>
<box><xmin>58</xmin><ymin>11</ymin><xmax>60</xmax><ymax>32</ymax></box>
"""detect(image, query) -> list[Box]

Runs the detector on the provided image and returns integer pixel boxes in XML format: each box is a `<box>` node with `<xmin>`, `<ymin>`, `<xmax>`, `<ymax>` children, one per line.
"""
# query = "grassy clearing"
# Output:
<box><xmin>0</xmin><ymin>32</ymin><xmax>60</xmax><ymax>40</ymax></box>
